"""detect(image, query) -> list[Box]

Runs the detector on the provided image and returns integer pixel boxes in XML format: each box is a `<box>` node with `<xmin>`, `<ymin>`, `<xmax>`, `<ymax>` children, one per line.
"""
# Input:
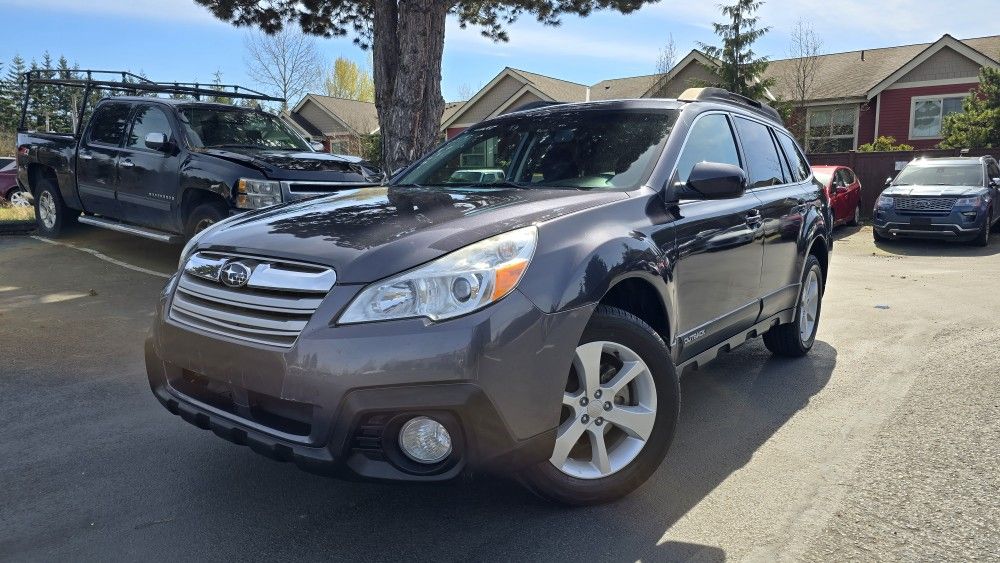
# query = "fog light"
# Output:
<box><xmin>398</xmin><ymin>416</ymin><xmax>452</xmax><ymax>463</ymax></box>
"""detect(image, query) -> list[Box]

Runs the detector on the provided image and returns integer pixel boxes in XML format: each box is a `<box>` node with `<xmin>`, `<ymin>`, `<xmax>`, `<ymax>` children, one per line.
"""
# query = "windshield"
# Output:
<box><xmin>179</xmin><ymin>107</ymin><xmax>310</xmax><ymax>151</ymax></box>
<box><xmin>893</xmin><ymin>163</ymin><xmax>983</xmax><ymax>187</ymax></box>
<box><xmin>397</xmin><ymin>109</ymin><xmax>678</xmax><ymax>191</ymax></box>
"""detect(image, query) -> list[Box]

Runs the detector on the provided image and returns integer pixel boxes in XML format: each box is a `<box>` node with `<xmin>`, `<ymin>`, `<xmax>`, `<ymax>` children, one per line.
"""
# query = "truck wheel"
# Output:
<box><xmin>764</xmin><ymin>254</ymin><xmax>823</xmax><ymax>357</ymax></box>
<box><xmin>520</xmin><ymin>305</ymin><xmax>680</xmax><ymax>506</ymax></box>
<box><xmin>34</xmin><ymin>178</ymin><xmax>77</xmax><ymax>237</ymax></box>
<box><xmin>847</xmin><ymin>204</ymin><xmax>860</xmax><ymax>227</ymax></box>
<box><xmin>184</xmin><ymin>202</ymin><xmax>227</xmax><ymax>239</ymax></box>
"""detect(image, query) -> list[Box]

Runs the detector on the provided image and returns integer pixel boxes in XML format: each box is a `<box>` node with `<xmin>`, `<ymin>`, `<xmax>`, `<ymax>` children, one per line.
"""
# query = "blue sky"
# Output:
<box><xmin>3</xmin><ymin>0</ymin><xmax>998</xmax><ymax>103</ymax></box>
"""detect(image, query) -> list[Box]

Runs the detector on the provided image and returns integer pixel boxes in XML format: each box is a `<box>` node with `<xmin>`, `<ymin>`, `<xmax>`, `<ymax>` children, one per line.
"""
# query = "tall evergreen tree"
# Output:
<box><xmin>698</xmin><ymin>0</ymin><xmax>775</xmax><ymax>100</ymax></box>
<box><xmin>1</xmin><ymin>55</ymin><xmax>28</xmax><ymax>132</ymax></box>
<box><xmin>939</xmin><ymin>67</ymin><xmax>1000</xmax><ymax>149</ymax></box>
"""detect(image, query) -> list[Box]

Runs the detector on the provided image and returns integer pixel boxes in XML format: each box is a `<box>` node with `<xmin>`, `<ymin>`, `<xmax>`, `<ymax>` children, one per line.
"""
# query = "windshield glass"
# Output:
<box><xmin>397</xmin><ymin>109</ymin><xmax>678</xmax><ymax>191</ymax></box>
<box><xmin>894</xmin><ymin>163</ymin><xmax>983</xmax><ymax>187</ymax></box>
<box><xmin>180</xmin><ymin>107</ymin><xmax>309</xmax><ymax>151</ymax></box>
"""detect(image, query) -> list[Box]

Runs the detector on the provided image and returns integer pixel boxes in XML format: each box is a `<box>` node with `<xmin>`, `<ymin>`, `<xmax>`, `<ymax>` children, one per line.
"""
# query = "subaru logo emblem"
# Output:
<box><xmin>220</xmin><ymin>261</ymin><xmax>252</xmax><ymax>288</ymax></box>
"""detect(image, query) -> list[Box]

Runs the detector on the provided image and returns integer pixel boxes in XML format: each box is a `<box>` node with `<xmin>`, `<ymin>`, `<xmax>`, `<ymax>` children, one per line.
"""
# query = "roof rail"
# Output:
<box><xmin>678</xmin><ymin>87</ymin><xmax>783</xmax><ymax>124</ymax></box>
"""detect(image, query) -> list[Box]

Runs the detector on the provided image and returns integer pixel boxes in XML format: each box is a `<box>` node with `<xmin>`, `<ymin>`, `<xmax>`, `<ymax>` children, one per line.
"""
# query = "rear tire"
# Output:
<box><xmin>519</xmin><ymin>305</ymin><xmax>680</xmax><ymax>506</ymax></box>
<box><xmin>34</xmin><ymin>177</ymin><xmax>77</xmax><ymax>237</ymax></box>
<box><xmin>764</xmin><ymin>254</ymin><xmax>823</xmax><ymax>357</ymax></box>
<box><xmin>184</xmin><ymin>202</ymin><xmax>227</xmax><ymax>239</ymax></box>
<box><xmin>847</xmin><ymin>204</ymin><xmax>860</xmax><ymax>227</ymax></box>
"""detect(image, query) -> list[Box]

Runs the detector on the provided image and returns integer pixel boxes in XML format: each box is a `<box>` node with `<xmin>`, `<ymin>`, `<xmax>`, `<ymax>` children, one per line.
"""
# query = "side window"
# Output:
<box><xmin>987</xmin><ymin>161</ymin><xmax>999</xmax><ymax>182</ymax></box>
<box><xmin>840</xmin><ymin>168</ymin><xmax>856</xmax><ymax>185</ymax></box>
<box><xmin>734</xmin><ymin>117</ymin><xmax>787</xmax><ymax>188</ymax></box>
<box><xmin>674</xmin><ymin>113</ymin><xmax>741</xmax><ymax>184</ymax></box>
<box><xmin>86</xmin><ymin>103</ymin><xmax>132</xmax><ymax>146</ymax></box>
<box><xmin>127</xmin><ymin>106</ymin><xmax>172</xmax><ymax>149</ymax></box>
<box><xmin>775</xmin><ymin>131</ymin><xmax>810</xmax><ymax>182</ymax></box>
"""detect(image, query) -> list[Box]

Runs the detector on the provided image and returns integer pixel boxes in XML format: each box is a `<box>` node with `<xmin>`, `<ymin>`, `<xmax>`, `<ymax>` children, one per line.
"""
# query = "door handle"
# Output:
<box><xmin>120</xmin><ymin>159</ymin><xmax>135</xmax><ymax>168</ymax></box>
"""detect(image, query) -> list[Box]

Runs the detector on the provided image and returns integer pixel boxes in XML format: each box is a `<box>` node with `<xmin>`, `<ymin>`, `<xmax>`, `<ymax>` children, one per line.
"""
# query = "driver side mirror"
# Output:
<box><xmin>684</xmin><ymin>162</ymin><xmax>748</xmax><ymax>200</ymax></box>
<box><xmin>991</xmin><ymin>177</ymin><xmax>1000</xmax><ymax>187</ymax></box>
<box><xmin>144</xmin><ymin>132</ymin><xmax>169</xmax><ymax>152</ymax></box>
<box><xmin>310</xmin><ymin>141</ymin><xmax>325</xmax><ymax>152</ymax></box>
<box><xmin>885</xmin><ymin>176</ymin><xmax>893</xmax><ymax>187</ymax></box>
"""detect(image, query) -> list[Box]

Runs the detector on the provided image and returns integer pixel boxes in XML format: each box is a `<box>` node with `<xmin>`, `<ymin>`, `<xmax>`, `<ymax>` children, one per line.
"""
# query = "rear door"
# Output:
<box><xmin>117</xmin><ymin>104</ymin><xmax>182</xmax><ymax>230</ymax></box>
<box><xmin>77</xmin><ymin>102</ymin><xmax>131</xmax><ymax>217</ymax></box>
<box><xmin>735</xmin><ymin>118</ymin><xmax>813</xmax><ymax>319</ymax></box>
<box><xmin>669</xmin><ymin>112</ymin><xmax>765</xmax><ymax>361</ymax></box>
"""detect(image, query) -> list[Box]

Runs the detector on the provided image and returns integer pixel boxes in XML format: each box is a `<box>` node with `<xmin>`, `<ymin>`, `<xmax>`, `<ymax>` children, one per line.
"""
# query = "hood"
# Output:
<box><xmin>198</xmin><ymin>186</ymin><xmax>625</xmax><ymax>284</ymax></box>
<box><xmin>883</xmin><ymin>184</ymin><xmax>986</xmax><ymax>197</ymax></box>
<box><xmin>197</xmin><ymin>148</ymin><xmax>379</xmax><ymax>182</ymax></box>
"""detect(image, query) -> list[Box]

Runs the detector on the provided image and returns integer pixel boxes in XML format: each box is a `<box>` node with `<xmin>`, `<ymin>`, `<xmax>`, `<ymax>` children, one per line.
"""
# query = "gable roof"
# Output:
<box><xmin>293</xmin><ymin>94</ymin><xmax>380</xmax><ymax>135</ymax></box>
<box><xmin>591</xmin><ymin>73</ymin><xmax>662</xmax><ymax>101</ymax></box>
<box><xmin>506</xmin><ymin>69</ymin><xmax>589</xmax><ymax>101</ymax></box>
<box><xmin>441</xmin><ymin>100</ymin><xmax>466</xmax><ymax>125</ymax></box>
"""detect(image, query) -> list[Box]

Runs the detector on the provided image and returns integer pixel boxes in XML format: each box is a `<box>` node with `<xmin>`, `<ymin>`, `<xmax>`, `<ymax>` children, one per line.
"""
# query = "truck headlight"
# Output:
<box><xmin>876</xmin><ymin>194</ymin><xmax>894</xmax><ymax>209</ymax></box>
<box><xmin>339</xmin><ymin>226</ymin><xmax>538</xmax><ymax>324</ymax></box>
<box><xmin>954</xmin><ymin>196</ymin><xmax>982</xmax><ymax>207</ymax></box>
<box><xmin>236</xmin><ymin>178</ymin><xmax>283</xmax><ymax>209</ymax></box>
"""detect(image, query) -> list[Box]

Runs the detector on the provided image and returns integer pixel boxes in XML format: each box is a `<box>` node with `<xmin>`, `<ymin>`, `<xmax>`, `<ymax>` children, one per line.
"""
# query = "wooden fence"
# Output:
<box><xmin>807</xmin><ymin>148</ymin><xmax>1000</xmax><ymax>218</ymax></box>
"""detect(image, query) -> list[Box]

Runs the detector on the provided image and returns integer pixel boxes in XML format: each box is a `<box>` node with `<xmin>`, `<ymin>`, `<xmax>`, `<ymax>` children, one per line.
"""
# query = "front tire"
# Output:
<box><xmin>184</xmin><ymin>202</ymin><xmax>227</xmax><ymax>239</ymax></box>
<box><xmin>520</xmin><ymin>305</ymin><xmax>680</xmax><ymax>506</ymax></box>
<box><xmin>971</xmin><ymin>218</ymin><xmax>990</xmax><ymax>247</ymax></box>
<box><xmin>763</xmin><ymin>254</ymin><xmax>823</xmax><ymax>357</ymax></box>
<box><xmin>34</xmin><ymin>178</ymin><xmax>76</xmax><ymax>237</ymax></box>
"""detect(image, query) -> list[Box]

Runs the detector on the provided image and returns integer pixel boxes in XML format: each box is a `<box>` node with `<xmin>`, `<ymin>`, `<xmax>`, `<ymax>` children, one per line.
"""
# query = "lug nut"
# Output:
<box><xmin>595</xmin><ymin>417</ymin><xmax>604</xmax><ymax>426</ymax></box>
<box><xmin>579</xmin><ymin>397</ymin><xmax>589</xmax><ymax>407</ymax></box>
<box><xmin>594</xmin><ymin>390</ymin><xmax>603</xmax><ymax>399</ymax></box>
<box><xmin>603</xmin><ymin>401</ymin><xmax>612</xmax><ymax>411</ymax></box>
<box><xmin>581</xmin><ymin>414</ymin><xmax>590</xmax><ymax>424</ymax></box>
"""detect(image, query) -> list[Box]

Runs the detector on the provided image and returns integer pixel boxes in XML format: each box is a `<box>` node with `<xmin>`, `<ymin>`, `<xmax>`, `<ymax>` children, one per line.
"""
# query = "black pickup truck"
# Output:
<box><xmin>16</xmin><ymin>71</ymin><xmax>380</xmax><ymax>242</ymax></box>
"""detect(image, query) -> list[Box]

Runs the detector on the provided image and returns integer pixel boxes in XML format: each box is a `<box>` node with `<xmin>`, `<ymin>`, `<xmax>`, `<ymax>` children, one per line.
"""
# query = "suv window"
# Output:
<box><xmin>734</xmin><ymin>116</ymin><xmax>786</xmax><ymax>188</ymax></box>
<box><xmin>87</xmin><ymin>103</ymin><xmax>132</xmax><ymax>146</ymax></box>
<box><xmin>674</xmin><ymin>113</ymin><xmax>741</xmax><ymax>184</ymax></box>
<box><xmin>987</xmin><ymin>160</ymin><xmax>999</xmax><ymax>182</ymax></box>
<box><xmin>127</xmin><ymin>106</ymin><xmax>172</xmax><ymax>150</ymax></box>
<box><xmin>775</xmin><ymin>131</ymin><xmax>810</xmax><ymax>183</ymax></box>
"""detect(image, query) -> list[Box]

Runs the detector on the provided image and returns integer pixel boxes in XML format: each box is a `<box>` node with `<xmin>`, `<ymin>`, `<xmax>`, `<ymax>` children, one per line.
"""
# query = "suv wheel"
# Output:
<box><xmin>34</xmin><ymin>178</ymin><xmax>77</xmax><ymax>237</ymax></box>
<box><xmin>763</xmin><ymin>254</ymin><xmax>823</xmax><ymax>357</ymax></box>
<box><xmin>7</xmin><ymin>187</ymin><xmax>31</xmax><ymax>207</ymax></box>
<box><xmin>971</xmin><ymin>216</ymin><xmax>991</xmax><ymax>247</ymax></box>
<box><xmin>520</xmin><ymin>305</ymin><xmax>679</xmax><ymax>505</ymax></box>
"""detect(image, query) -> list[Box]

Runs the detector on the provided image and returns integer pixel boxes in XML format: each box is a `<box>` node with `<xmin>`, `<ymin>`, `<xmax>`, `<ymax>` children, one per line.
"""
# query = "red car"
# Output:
<box><xmin>0</xmin><ymin>160</ymin><xmax>30</xmax><ymax>207</ymax></box>
<box><xmin>813</xmin><ymin>165</ymin><xmax>862</xmax><ymax>227</ymax></box>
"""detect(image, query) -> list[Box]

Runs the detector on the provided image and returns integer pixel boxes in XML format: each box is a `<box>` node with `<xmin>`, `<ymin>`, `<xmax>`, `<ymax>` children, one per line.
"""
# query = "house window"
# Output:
<box><xmin>806</xmin><ymin>105</ymin><xmax>857</xmax><ymax>153</ymax></box>
<box><xmin>459</xmin><ymin>138</ymin><xmax>498</xmax><ymax>168</ymax></box>
<box><xmin>910</xmin><ymin>95</ymin><xmax>965</xmax><ymax>139</ymax></box>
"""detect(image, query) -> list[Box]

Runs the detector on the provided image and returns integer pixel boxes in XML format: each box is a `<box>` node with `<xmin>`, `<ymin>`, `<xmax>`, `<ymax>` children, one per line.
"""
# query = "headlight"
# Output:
<box><xmin>339</xmin><ymin>226</ymin><xmax>538</xmax><ymax>324</ymax></box>
<box><xmin>954</xmin><ymin>196</ymin><xmax>983</xmax><ymax>207</ymax></box>
<box><xmin>236</xmin><ymin>178</ymin><xmax>283</xmax><ymax>209</ymax></box>
<box><xmin>876</xmin><ymin>194</ymin><xmax>894</xmax><ymax>208</ymax></box>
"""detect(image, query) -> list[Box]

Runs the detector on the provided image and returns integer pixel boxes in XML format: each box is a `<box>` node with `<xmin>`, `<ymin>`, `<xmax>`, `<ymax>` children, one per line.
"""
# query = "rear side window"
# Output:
<box><xmin>87</xmin><ymin>103</ymin><xmax>131</xmax><ymax>146</ymax></box>
<box><xmin>675</xmin><ymin>113</ymin><xmax>741</xmax><ymax>183</ymax></box>
<box><xmin>734</xmin><ymin>117</ymin><xmax>786</xmax><ymax>188</ymax></box>
<box><xmin>775</xmin><ymin>131</ymin><xmax>810</xmax><ymax>182</ymax></box>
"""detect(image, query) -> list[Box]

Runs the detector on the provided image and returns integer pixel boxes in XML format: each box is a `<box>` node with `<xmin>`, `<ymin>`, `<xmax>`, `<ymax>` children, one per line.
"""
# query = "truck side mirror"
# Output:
<box><xmin>144</xmin><ymin>132</ymin><xmax>168</xmax><ymax>152</ymax></box>
<box><xmin>685</xmin><ymin>162</ymin><xmax>748</xmax><ymax>200</ymax></box>
<box><xmin>884</xmin><ymin>176</ymin><xmax>893</xmax><ymax>187</ymax></box>
<box><xmin>310</xmin><ymin>141</ymin><xmax>325</xmax><ymax>152</ymax></box>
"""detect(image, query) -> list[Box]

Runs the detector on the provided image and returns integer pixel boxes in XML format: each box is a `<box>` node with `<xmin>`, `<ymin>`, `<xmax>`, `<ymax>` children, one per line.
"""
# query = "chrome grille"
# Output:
<box><xmin>169</xmin><ymin>252</ymin><xmax>335</xmax><ymax>348</ymax></box>
<box><xmin>282</xmin><ymin>180</ymin><xmax>370</xmax><ymax>196</ymax></box>
<box><xmin>893</xmin><ymin>197</ymin><xmax>957</xmax><ymax>213</ymax></box>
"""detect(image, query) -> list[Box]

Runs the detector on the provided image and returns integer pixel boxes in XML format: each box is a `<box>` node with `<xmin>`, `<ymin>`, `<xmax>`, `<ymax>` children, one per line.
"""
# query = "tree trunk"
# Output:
<box><xmin>372</xmin><ymin>0</ymin><xmax>448</xmax><ymax>173</ymax></box>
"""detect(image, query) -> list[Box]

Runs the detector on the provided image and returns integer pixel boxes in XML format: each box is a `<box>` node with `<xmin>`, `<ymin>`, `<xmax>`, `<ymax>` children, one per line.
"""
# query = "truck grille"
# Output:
<box><xmin>169</xmin><ymin>252</ymin><xmax>336</xmax><ymax>348</ymax></box>
<box><xmin>893</xmin><ymin>197</ymin><xmax>957</xmax><ymax>214</ymax></box>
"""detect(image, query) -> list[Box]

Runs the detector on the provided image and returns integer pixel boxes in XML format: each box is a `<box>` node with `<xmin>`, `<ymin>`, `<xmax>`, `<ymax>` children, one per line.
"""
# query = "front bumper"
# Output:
<box><xmin>873</xmin><ymin>207</ymin><xmax>986</xmax><ymax>240</ymax></box>
<box><xmin>146</xmin><ymin>276</ymin><xmax>593</xmax><ymax>481</ymax></box>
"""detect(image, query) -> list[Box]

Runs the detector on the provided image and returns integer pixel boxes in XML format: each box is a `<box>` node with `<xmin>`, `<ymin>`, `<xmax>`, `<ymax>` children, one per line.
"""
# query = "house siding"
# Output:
<box><xmin>858</xmin><ymin>101</ymin><xmax>877</xmax><ymax>146</ymax></box>
<box><xmin>298</xmin><ymin>100</ymin><xmax>351</xmax><ymax>135</ymax></box>
<box><xmin>446</xmin><ymin>127</ymin><xmax>467</xmax><ymax>139</ymax></box>
<box><xmin>453</xmin><ymin>75</ymin><xmax>525</xmax><ymax>124</ymax></box>
<box><xmin>499</xmin><ymin>91</ymin><xmax>544</xmax><ymax>114</ymax></box>
<box><xmin>877</xmin><ymin>83</ymin><xmax>979</xmax><ymax>148</ymax></box>
<box><xmin>896</xmin><ymin>46</ymin><xmax>982</xmax><ymax>84</ymax></box>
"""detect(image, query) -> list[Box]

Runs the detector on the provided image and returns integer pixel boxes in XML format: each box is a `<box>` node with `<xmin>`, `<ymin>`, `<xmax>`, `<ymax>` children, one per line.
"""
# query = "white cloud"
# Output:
<box><xmin>2</xmin><ymin>0</ymin><xmax>225</xmax><ymax>25</ymax></box>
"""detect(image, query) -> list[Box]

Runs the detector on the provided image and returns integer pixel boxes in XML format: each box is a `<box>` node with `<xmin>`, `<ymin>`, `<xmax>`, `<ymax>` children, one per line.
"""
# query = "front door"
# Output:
<box><xmin>668</xmin><ymin>112</ymin><xmax>765</xmax><ymax>362</ymax></box>
<box><xmin>77</xmin><ymin>102</ymin><xmax>131</xmax><ymax>217</ymax></box>
<box><xmin>117</xmin><ymin>104</ymin><xmax>182</xmax><ymax>230</ymax></box>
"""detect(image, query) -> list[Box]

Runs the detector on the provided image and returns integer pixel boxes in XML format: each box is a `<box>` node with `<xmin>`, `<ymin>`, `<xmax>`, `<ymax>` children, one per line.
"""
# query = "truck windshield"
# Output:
<box><xmin>397</xmin><ymin>108</ymin><xmax>678</xmax><ymax>191</ymax></box>
<box><xmin>179</xmin><ymin>107</ymin><xmax>309</xmax><ymax>151</ymax></box>
<box><xmin>894</xmin><ymin>163</ymin><xmax>983</xmax><ymax>187</ymax></box>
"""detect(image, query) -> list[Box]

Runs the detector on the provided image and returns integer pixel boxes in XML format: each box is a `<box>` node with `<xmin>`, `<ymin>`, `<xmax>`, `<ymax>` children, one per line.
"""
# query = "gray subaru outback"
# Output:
<box><xmin>147</xmin><ymin>89</ymin><xmax>832</xmax><ymax>504</ymax></box>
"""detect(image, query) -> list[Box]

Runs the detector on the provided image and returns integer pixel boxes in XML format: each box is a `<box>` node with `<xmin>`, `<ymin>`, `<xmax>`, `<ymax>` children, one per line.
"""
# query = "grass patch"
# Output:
<box><xmin>0</xmin><ymin>204</ymin><xmax>35</xmax><ymax>224</ymax></box>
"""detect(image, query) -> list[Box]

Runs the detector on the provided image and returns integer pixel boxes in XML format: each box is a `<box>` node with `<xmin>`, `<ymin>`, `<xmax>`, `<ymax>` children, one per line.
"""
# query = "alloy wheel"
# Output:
<box><xmin>799</xmin><ymin>269</ymin><xmax>820</xmax><ymax>342</ymax></box>
<box><xmin>550</xmin><ymin>341</ymin><xmax>657</xmax><ymax>480</ymax></box>
<box><xmin>853</xmin><ymin>205</ymin><xmax>860</xmax><ymax>225</ymax></box>
<box><xmin>38</xmin><ymin>191</ymin><xmax>57</xmax><ymax>229</ymax></box>
<box><xmin>8</xmin><ymin>189</ymin><xmax>31</xmax><ymax>207</ymax></box>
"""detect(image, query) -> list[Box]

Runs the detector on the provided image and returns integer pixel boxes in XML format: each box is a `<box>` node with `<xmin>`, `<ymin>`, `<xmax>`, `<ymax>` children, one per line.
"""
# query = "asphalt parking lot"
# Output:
<box><xmin>1</xmin><ymin>224</ymin><xmax>998</xmax><ymax>562</ymax></box>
